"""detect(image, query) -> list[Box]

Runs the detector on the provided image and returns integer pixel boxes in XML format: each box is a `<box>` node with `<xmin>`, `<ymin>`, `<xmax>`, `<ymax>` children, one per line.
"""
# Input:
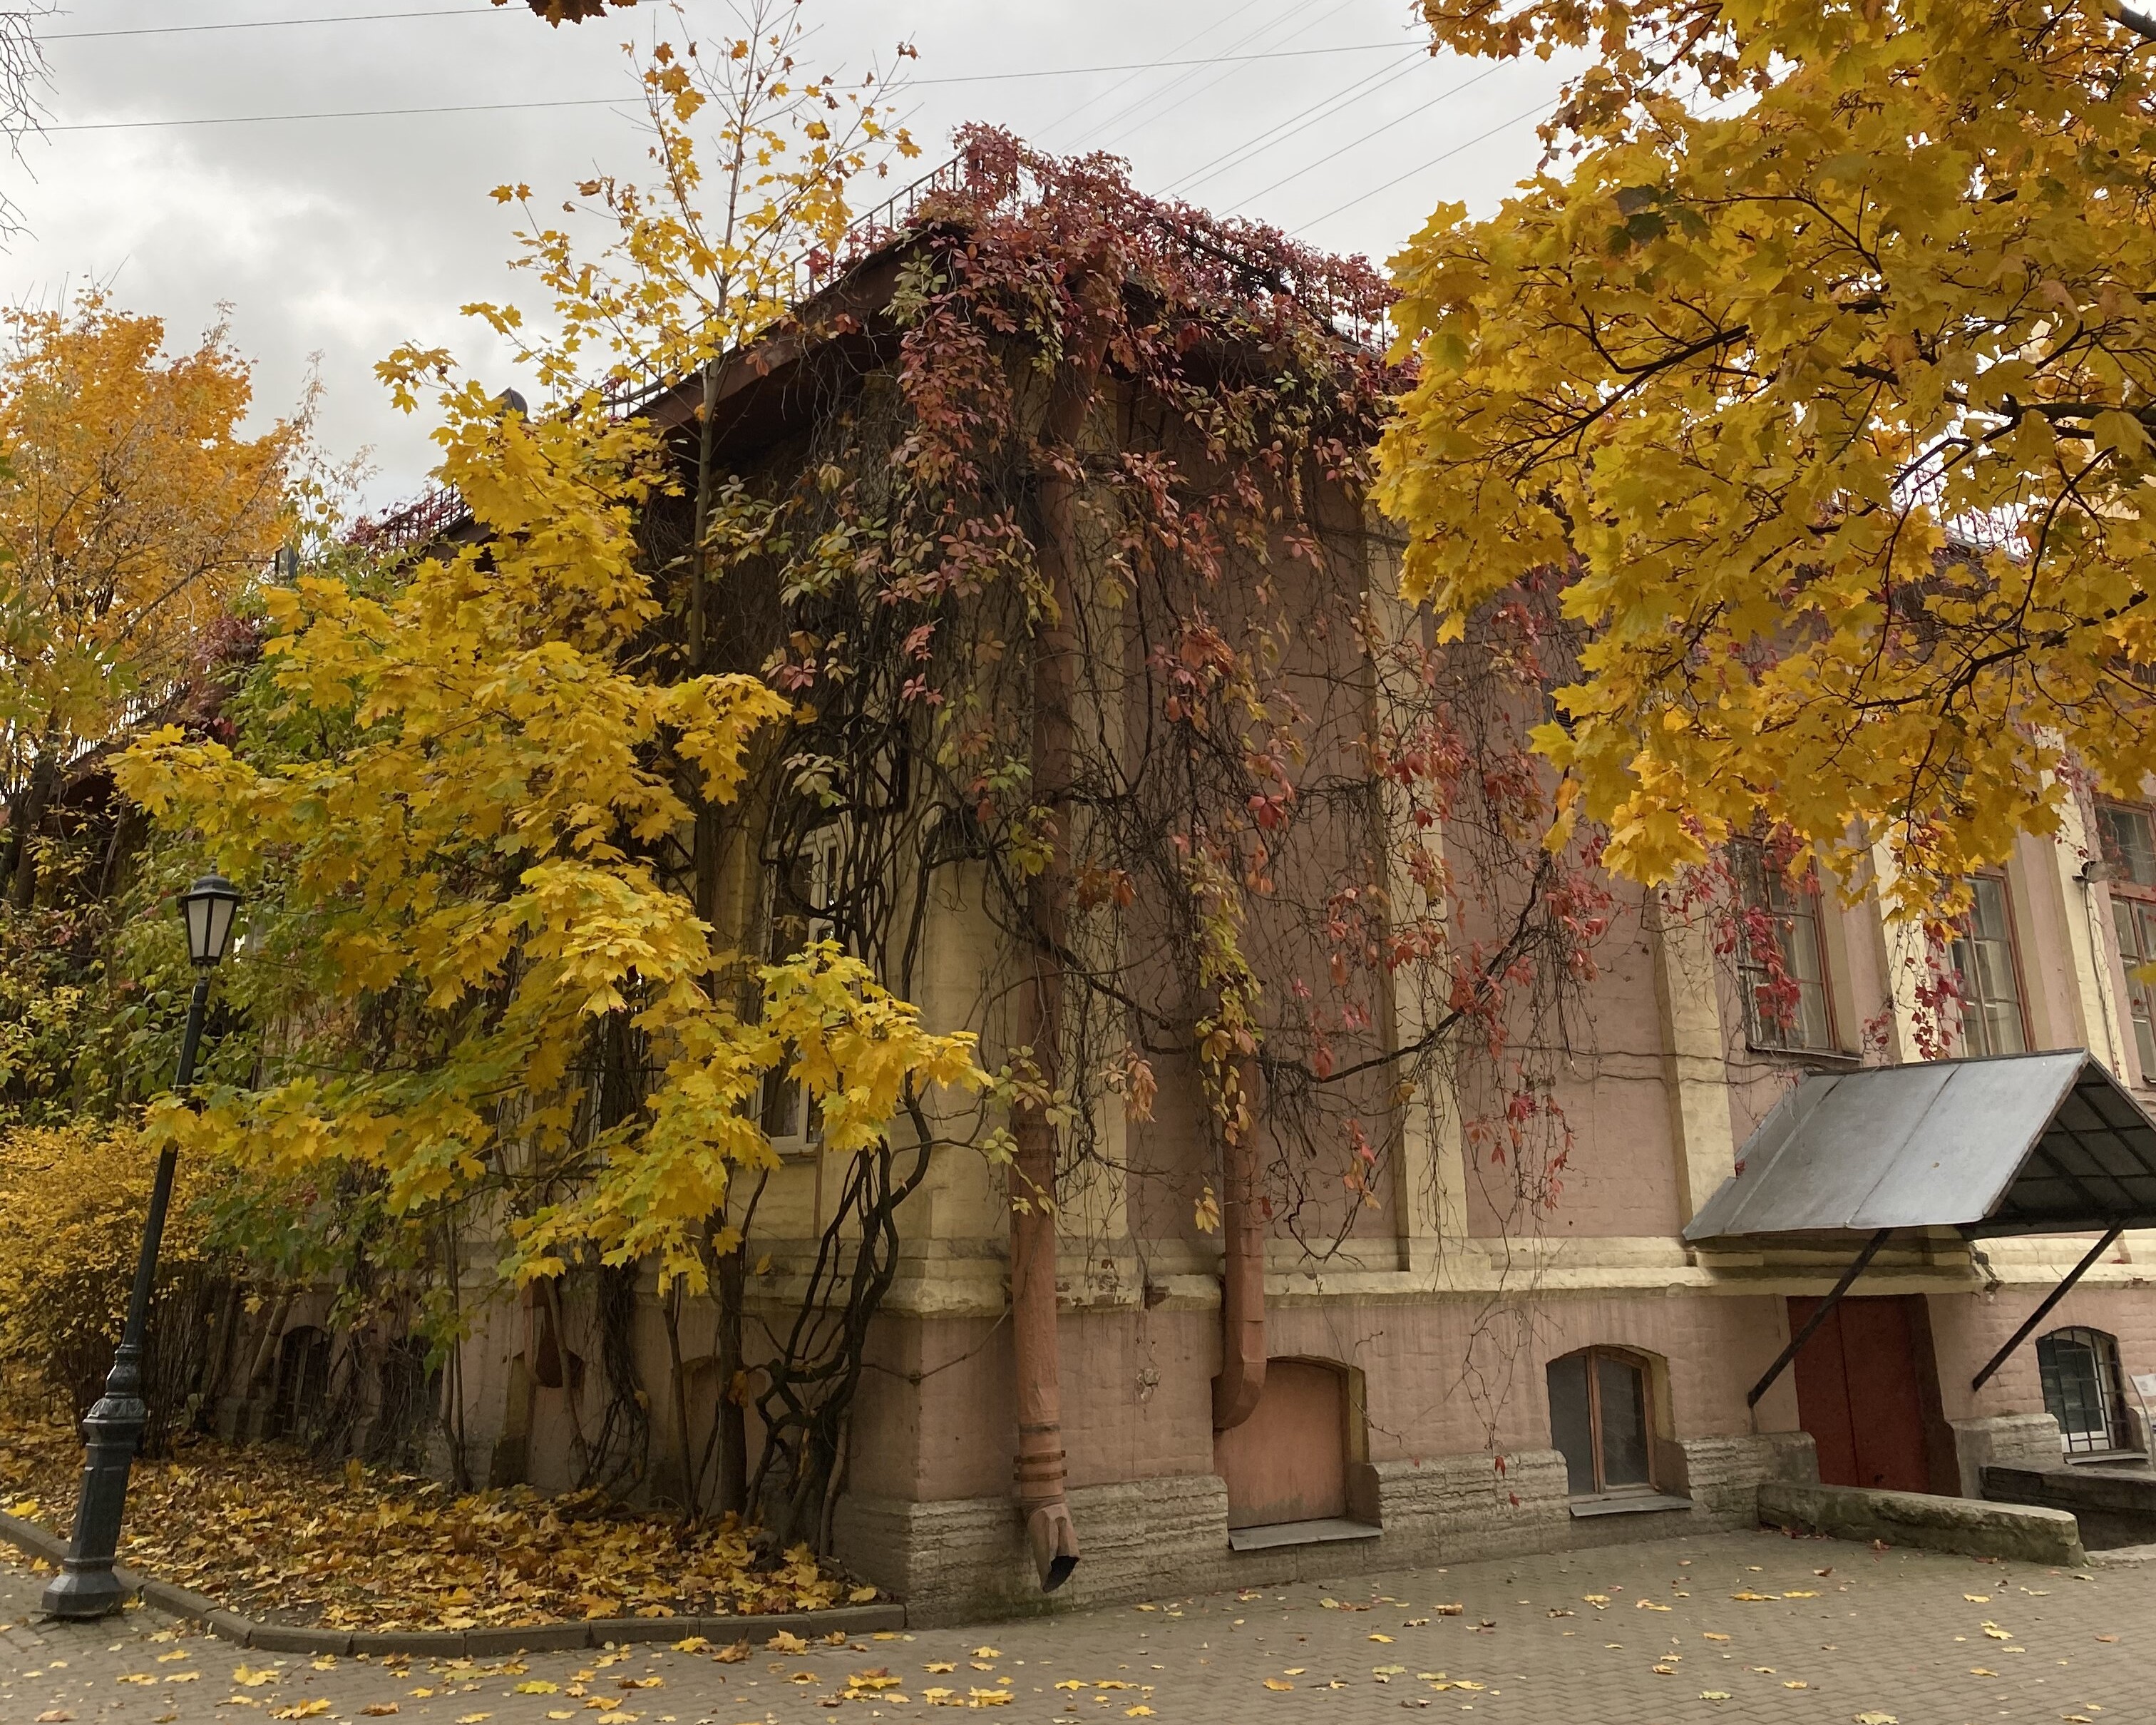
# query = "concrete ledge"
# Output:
<box><xmin>0</xmin><ymin>1509</ymin><xmax>904</xmax><ymax>1650</ymax></box>
<box><xmin>1982</xmin><ymin>1463</ymin><xmax>2156</xmax><ymax>1551</ymax></box>
<box><xmin>1758</xmin><ymin>1481</ymin><xmax>2088</xmax><ymax>1567</ymax></box>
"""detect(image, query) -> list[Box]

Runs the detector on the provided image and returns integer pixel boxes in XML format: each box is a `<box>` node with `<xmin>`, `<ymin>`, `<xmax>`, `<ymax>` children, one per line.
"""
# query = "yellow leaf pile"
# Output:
<box><xmin>0</xmin><ymin>1411</ymin><xmax>869</xmax><ymax>1630</ymax></box>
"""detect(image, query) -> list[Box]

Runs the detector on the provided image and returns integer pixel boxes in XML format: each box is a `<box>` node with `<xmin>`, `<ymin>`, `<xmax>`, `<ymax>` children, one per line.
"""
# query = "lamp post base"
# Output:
<box><xmin>39</xmin><ymin>1345</ymin><xmax>150</xmax><ymax>1622</ymax></box>
<box><xmin>39</xmin><ymin>1555</ymin><xmax>132</xmax><ymax>1619</ymax></box>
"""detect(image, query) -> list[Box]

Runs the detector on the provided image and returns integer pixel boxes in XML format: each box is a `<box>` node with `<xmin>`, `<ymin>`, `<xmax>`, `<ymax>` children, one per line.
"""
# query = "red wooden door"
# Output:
<box><xmin>1788</xmin><ymin>1294</ymin><xmax>1934</xmax><ymax>1493</ymax></box>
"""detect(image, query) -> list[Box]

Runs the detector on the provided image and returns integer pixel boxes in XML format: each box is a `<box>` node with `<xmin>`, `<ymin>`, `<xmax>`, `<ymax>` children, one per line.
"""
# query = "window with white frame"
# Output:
<box><xmin>2036</xmin><ymin>1326</ymin><xmax>2136</xmax><ymax>1456</ymax></box>
<box><xmin>1948</xmin><ymin>873</ymin><xmax>2029</xmax><ymax>1058</ymax></box>
<box><xmin>759</xmin><ymin>825</ymin><xmax>843</xmax><ymax>1145</ymax></box>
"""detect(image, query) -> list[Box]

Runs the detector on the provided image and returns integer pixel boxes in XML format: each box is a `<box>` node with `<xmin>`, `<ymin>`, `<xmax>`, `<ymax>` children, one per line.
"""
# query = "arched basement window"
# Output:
<box><xmin>2036</xmin><ymin>1327</ymin><xmax>2135</xmax><ymax>1455</ymax></box>
<box><xmin>1547</xmin><ymin>1346</ymin><xmax>1655</xmax><ymax>1497</ymax></box>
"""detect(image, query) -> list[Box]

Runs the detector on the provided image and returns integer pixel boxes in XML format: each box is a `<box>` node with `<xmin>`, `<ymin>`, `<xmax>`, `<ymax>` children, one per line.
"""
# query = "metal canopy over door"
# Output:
<box><xmin>1683</xmin><ymin>1052</ymin><xmax>2156</xmax><ymax>1413</ymax></box>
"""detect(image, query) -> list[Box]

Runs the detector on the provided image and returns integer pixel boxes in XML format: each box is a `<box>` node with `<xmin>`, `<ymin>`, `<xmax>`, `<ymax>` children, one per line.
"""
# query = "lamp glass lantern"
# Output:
<box><xmin>180</xmin><ymin>873</ymin><xmax>241</xmax><ymax>968</ymax></box>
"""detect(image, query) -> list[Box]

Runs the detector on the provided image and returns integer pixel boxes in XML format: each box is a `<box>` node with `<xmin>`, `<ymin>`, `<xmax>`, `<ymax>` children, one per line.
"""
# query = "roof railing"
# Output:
<box><xmin>351</xmin><ymin>141</ymin><xmax>1393</xmax><ymax>550</ymax></box>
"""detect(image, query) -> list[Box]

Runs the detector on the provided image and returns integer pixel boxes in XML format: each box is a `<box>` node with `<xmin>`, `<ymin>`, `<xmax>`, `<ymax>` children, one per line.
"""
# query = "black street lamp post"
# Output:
<box><xmin>41</xmin><ymin>873</ymin><xmax>240</xmax><ymax>1621</ymax></box>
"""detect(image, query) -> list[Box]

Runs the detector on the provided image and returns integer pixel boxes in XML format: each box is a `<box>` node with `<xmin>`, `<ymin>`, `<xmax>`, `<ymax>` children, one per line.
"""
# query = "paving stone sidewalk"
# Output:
<box><xmin>6</xmin><ymin>1527</ymin><xmax>2152</xmax><ymax>1725</ymax></box>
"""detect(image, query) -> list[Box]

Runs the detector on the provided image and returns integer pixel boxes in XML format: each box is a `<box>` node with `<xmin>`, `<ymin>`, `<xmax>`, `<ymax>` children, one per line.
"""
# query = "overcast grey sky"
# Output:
<box><xmin>8</xmin><ymin>1</ymin><xmax>1574</xmax><ymax>514</ymax></box>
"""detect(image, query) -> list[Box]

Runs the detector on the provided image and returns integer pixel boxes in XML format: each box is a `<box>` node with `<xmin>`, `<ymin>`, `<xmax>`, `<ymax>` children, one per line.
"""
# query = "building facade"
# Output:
<box><xmin>245</xmin><ymin>165</ymin><xmax>2156</xmax><ymax>1624</ymax></box>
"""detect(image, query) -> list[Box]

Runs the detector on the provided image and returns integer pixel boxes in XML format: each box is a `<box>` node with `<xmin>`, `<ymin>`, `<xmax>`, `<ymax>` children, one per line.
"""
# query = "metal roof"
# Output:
<box><xmin>1683</xmin><ymin>1050</ymin><xmax>2156</xmax><ymax>1242</ymax></box>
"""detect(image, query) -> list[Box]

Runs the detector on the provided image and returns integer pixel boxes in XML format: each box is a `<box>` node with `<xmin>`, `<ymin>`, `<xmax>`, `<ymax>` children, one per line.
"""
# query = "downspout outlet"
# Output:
<box><xmin>1025</xmin><ymin>1500</ymin><xmax>1081</xmax><ymax>1592</ymax></box>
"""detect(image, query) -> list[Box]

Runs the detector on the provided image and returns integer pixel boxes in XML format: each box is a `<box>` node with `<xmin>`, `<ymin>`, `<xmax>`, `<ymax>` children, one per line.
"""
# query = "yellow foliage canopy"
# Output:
<box><xmin>0</xmin><ymin>1119</ymin><xmax>213</xmax><ymax>1410</ymax></box>
<box><xmin>1381</xmin><ymin>0</ymin><xmax>2156</xmax><ymax>910</ymax></box>
<box><xmin>0</xmin><ymin>292</ymin><xmax>296</xmax><ymax>903</ymax></box>
<box><xmin>115</xmin><ymin>385</ymin><xmax>978</xmax><ymax>1291</ymax></box>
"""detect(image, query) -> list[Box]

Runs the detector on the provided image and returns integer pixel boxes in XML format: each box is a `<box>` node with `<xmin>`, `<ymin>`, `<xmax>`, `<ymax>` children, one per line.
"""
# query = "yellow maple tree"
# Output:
<box><xmin>113</xmin><ymin>5</ymin><xmax>966</xmax><ymax>1299</ymax></box>
<box><xmin>0</xmin><ymin>292</ymin><xmax>297</xmax><ymax>906</ymax></box>
<box><xmin>1380</xmin><ymin>0</ymin><xmax>2156</xmax><ymax>911</ymax></box>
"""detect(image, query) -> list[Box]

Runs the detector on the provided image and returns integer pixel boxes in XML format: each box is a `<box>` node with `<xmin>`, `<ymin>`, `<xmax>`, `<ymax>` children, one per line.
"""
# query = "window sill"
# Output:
<box><xmin>1568</xmin><ymin>1492</ymin><xmax>1695</xmax><ymax>1519</ymax></box>
<box><xmin>2065</xmin><ymin>1449</ymin><xmax>2148</xmax><ymax>1468</ymax></box>
<box><xmin>1226</xmin><ymin>1517</ymin><xmax>1382</xmax><ymax>1552</ymax></box>
<box><xmin>1743</xmin><ymin>1042</ymin><xmax>1864</xmax><ymax>1068</ymax></box>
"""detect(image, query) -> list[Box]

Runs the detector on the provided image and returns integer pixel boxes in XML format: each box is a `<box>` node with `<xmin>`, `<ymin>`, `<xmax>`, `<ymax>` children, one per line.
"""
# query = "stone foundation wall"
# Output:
<box><xmin>835</xmin><ymin>1475</ymin><xmax>1236</xmax><ymax>1627</ymax></box>
<box><xmin>1672</xmin><ymin>1430</ymin><xmax>1819</xmax><ymax>1517</ymax></box>
<box><xmin>1948</xmin><ymin>1412</ymin><xmax>2064</xmax><ymax>1498</ymax></box>
<box><xmin>835</xmin><ymin>1431</ymin><xmax>1818</xmax><ymax>1624</ymax></box>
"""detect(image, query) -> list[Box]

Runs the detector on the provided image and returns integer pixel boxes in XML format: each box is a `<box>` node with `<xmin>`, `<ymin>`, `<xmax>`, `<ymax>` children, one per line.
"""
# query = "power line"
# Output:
<box><xmin>1030</xmin><ymin>4</ymin><xmax>1241</xmax><ymax>142</ymax></box>
<box><xmin>41</xmin><ymin>41</ymin><xmax>1420</xmax><ymax>133</ymax></box>
<box><xmin>920</xmin><ymin>43</ymin><xmax>1404</xmax><ymax>86</ymax></box>
<box><xmin>1298</xmin><ymin>96</ymin><xmax>1551</xmax><ymax>230</ymax></box>
<box><xmin>1233</xmin><ymin>58</ymin><xmax>1507</xmax><ymax>208</ymax></box>
<box><xmin>1069</xmin><ymin>0</ymin><xmax>1323</xmax><ymax>153</ymax></box>
<box><xmin>1161</xmin><ymin>46</ymin><xmax>1427</xmax><ymax>198</ymax></box>
<box><xmin>1088</xmin><ymin>0</ymin><xmax>1369</xmax><ymax>157</ymax></box>
<box><xmin>44</xmin><ymin>6</ymin><xmax>505</xmax><ymax>41</ymax></box>
<box><xmin>48</xmin><ymin>95</ymin><xmax>630</xmax><ymax>132</ymax></box>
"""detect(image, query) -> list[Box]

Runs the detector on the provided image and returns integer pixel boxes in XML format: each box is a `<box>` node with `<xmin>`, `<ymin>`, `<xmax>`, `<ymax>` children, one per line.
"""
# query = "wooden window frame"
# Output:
<box><xmin>1733</xmin><ymin>844</ymin><xmax>1839</xmax><ymax>1055</ymax></box>
<box><xmin>2095</xmin><ymin>802</ymin><xmax>2156</xmax><ymax>1082</ymax></box>
<box><xmin>1548</xmin><ymin>1345</ymin><xmax>1657</xmax><ymax>1498</ymax></box>
<box><xmin>1949</xmin><ymin>869</ymin><xmax>2033</xmax><ymax>1058</ymax></box>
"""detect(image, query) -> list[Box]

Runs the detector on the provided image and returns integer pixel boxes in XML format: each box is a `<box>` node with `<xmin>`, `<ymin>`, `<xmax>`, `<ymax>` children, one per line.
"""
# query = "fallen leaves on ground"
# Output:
<box><xmin>0</xmin><ymin>1409</ymin><xmax>871</xmax><ymax>1629</ymax></box>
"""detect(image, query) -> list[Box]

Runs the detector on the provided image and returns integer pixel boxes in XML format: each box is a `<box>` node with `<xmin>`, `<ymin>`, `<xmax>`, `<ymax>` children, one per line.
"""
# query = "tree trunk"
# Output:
<box><xmin>714</xmin><ymin>1242</ymin><xmax>749</xmax><ymax>1515</ymax></box>
<box><xmin>6</xmin><ymin>752</ymin><xmax>57</xmax><ymax>909</ymax></box>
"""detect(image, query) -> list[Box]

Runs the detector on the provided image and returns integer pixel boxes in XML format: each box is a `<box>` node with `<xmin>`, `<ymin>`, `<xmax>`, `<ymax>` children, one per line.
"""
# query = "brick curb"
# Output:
<box><xmin>0</xmin><ymin>1508</ymin><xmax>906</xmax><ymax>1653</ymax></box>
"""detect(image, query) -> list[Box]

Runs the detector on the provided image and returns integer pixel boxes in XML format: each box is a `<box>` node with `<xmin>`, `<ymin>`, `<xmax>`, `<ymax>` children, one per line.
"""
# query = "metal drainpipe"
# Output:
<box><xmin>1006</xmin><ymin>307</ymin><xmax>1109</xmax><ymax>1593</ymax></box>
<box><xmin>1010</xmin><ymin>1096</ymin><xmax>1079</xmax><ymax>1589</ymax></box>
<box><xmin>1211</xmin><ymin>1070</ymin><xmax>1266</xmax><ymax>1432</ymax></box>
